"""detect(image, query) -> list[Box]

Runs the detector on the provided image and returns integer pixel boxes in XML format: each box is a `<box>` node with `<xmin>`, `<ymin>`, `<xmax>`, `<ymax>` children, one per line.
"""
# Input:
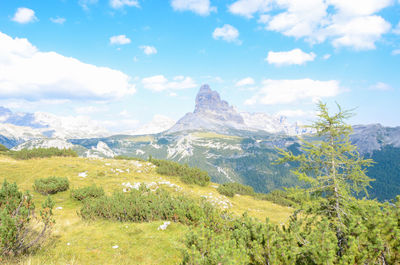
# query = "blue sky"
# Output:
<box><xmin>0</xmin><ymin>0</ymin><xmax>399</xmax><ymax>132</ymax></box>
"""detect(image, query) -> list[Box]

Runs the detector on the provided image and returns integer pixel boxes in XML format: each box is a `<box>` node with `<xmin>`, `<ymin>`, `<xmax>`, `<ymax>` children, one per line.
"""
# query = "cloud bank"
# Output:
<box><xmin>0</xmin><ymin>32</ymin><xmax>136</xmax><ymax>101</ymax></box>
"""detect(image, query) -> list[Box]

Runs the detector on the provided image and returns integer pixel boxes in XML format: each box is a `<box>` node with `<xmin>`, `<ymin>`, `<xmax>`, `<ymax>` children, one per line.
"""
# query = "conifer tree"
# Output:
<box><xmin>277</xmin><ymin>101</ymin><xmax>374</xmax><ymax>256</ymax></box>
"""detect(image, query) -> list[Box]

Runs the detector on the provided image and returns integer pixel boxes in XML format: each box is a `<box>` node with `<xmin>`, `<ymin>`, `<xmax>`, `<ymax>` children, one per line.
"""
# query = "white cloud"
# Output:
<box><xmin>213</xmin><ymin>24</ymin><xmax>241</xmax><ymax>44</ymax></box>
<box><xmin>265</xmin><ymin>0</ymin><xmax>328</xmax><ymax>39</ymax></box>
<box><xmin>12</xmin><ymin>8</ymin><xmax>37</xmax><ymax>24</ymax></box>
<box><xmin>329</xmin><ymin>15</ymin><xmax>391</xmax><ymax>50</ymax></box>
<box><xmin>119</xmin><ymin>110</ymin><xmax>130</xmax><ymax>117</ymax></box>
<box><xmin>75</xmin><ymin>106</ymin><xmax>108</xmax><ymax>114</ymax></box>
<box><xmin>228</xmin><ymin>0</ymin><xmax>272</xmax><ymax>18</ymax></box>
<box><xmin>236</xmin><ymin>77</ymin><xmax>255</xmax><ymax>87</ymax></box>
<box><xmin>110</xmin><ymin>35</ymin><xmax>131</xmax><ymax>45</ymax></box>
<box><xmin>276</xmin><ymin>109</ymin><xmax>314</xmax><ymax>118</ymax></box>
<box><xmin>328</xmin><ymin>0</ymin><xmax>393</xmax><ymax>16</ymax></box>
<box><xmin>110</xmin><ymin>0</ymin><xmax>139</xmax><ymax>9</ymax></box>
<box><xmin>140</xmin><ymin>45</ymin><xmax>157</xmax><ymax>55</ymax></box>
<box><xmin>369</xmin><ymin>82</ymin><xmax>392</xmax><ymax>91</ymax></box>
<box><xmin>0</xmin><ymin>32</ymin><xmax>136</xmax><ymax>101</ymax></box>
<box><xmin>230</xmin><ymin>0</ymin><xmax>393</xmax><ymax>50</ymax></box>
<box><xmin>245</xmin><ymin>78</ymin><xmax>340</xmax><ymax>105</ymax></box>
<box><xmin>142</xmin><ymin>75</ymin><xmax>197</xmax><ymax>92</ymax></box>
<box><xmin>101</xmin><ymin>118</ymin><xmax>139</xmax><ymax>132</ymax></box>
<box><xmin>50</xmin><ymin>17</ymin><xmax>66</xmax><ymax>24</ymax></box>
<box><xmin>394</xmin><ymin>22</ymin><xmax>400</xmax><ymax>34</ymax></box>
<box><xmin>79</xmin><ymin>0</ymin><xmax>98</xmax><ymax>10</ymax></box>
<box><xmin>323</xmin><ymin>54</ymin><xmax>331</xmax><ymax>59</ymax></box>
<box><xmin>171</xmin><ymin>0</ymin><xmax>216</xmax><ymax>16</ymax></box>
<box><xmin>266</xmin><ymin>49</ymin><xmax>316</xmax><ymax>66</ymax></box>
<box><xmin>392</xmin><ymin>49</ymin><xmax>400</xmax><ymax>55</ymax></box>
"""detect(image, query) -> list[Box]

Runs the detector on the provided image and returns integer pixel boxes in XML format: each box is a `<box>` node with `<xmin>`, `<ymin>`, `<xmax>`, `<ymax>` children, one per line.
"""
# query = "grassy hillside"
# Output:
<box><xmin>0</xmin><ymin>155</ymin><xmax>292</xmax><ymax>264</ymax></box>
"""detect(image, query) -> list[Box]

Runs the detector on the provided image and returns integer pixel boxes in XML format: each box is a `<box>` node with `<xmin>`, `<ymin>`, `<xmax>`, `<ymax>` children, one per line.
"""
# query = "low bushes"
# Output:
<box><xmin>150</xmin><ymin>159</ymin><xmax>210</xmax><ymax>186</ymax></box>
<box><xmin>71</xmin><ymin>185</ymin><xmax>105</xmax><ymax>201</ymax></box>
<box><xmin>114</xmin><ymin>155</ymin><xmax>146</xmax><ymax>162</ymax></box>
<box><xmin>33</xmin><ymin>177</ymin><xmax>69</xmax><ymax>195</ymax></box>
<box><xmin>254</xmin><ymin>189</ymin><xmax>297</xmax><ymax>207</ymax></box>
<box><xmin>79</xmin><ymin>185</ymin><xmax>221</xmax><ymax>227</ymax></box>
<box><xmin>217</xmin><ymin>182</ymin><xmax>255</xmax><ymax>197</ymax></box>
<box><xmin>8</xmin><ymin>148</ymin><xmax>77</xmax><ymax>160</ymax></box>
<box><xmin>216</xmin><ymin>182</ymin><xmax>297</xmax><ymax>207</ymax></box>
<box><xmin>0</xmin><ymin>180</ymin><xmax>54</xmax><ymax>257</ymax></box>
<box><xmin>182</xmin><ymin>198</ymin><xmax>400</xmax><ymax>264</ymax></box>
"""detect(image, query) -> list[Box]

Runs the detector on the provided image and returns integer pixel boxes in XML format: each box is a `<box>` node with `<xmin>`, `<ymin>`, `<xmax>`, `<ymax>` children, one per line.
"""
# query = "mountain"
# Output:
<box><xmin>2</xmin><ymin>85</ymin><xmax>400</xmax><ymax>201</ymax></box>
<box><xmin>168</xmin><ymin>84</ymin><xmax>308</xmax><ymax>135</ymax></box>
<box><xmin>0</xmin><ymin>106</ymin><xmax>110</xmax><ymax>140</ymax></box>
<box><xmin>124</xmin><ymin>115</ymin><xmax>175</xmax><ymax>136</ymax></box>
<box><xmin>351</xmin><ymin>124</ymin><xmax>400</xmax><ymax>154</ymax></box>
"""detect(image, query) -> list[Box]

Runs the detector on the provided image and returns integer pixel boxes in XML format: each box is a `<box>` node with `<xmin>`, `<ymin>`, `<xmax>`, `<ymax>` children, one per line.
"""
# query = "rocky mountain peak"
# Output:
<box><xmin>194</xmin><ymin>84</ymin><xmax>231</xmax><ymax>114</ymax></box>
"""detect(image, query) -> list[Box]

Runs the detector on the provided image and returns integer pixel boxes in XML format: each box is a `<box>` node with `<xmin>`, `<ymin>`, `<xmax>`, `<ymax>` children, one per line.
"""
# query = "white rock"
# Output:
<box><xmin>158</xmin><ymin>221</ymin><xmax>171</xmax><ymax>231</ymax></box>
<box><xmin>78</xmin><ymin>171</ymin><xmax>87</xmax><ymax>178</ymax></box>
<box><xmin>112</xmin><ymin>245</ymin><xmax>119</xmax><ymax>249</ymax></box>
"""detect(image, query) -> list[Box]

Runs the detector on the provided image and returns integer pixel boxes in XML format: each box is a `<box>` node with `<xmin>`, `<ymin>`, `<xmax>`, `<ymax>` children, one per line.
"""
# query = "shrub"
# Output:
<box><xmin>114</xmin><ymin>155</ymin><xmax>146</xmax><ymax>162</ymax></box>
<box><xmin>0</xmin><ymin>180</ymin><xmax>54</xmax><ymax>257</ymax></box>
<box><xmin>79</xmin><ymin>185</ymin><xmax>221</xmax><ymax>227</ymax></box>
<box><xmin>150</xmin><ymin>159</ymin><xmax>210</xmax><ymax>186</ymax></box>
<box><xmin>33</xmin><ymin>177</ymin><xmax>69</xmax><ymax>195</ymax></box>
<box><xmin>254</xmin><ymin>189</ymin><xmax>297</xmax><ymax>207</ymax></box>
<box><xmin>71</xmin><ymin>185</ymin><xmax>105</xmax><ymax>201</ymax></box>
<box><xmin>217</xmin><ymin>182</ymin><xmax>255</xmax><ymax>197</ymax></box>
<box><xmin>7</xmin><ymin>148</ymin><xmax>77</xmax><ymax>160</ymax></box>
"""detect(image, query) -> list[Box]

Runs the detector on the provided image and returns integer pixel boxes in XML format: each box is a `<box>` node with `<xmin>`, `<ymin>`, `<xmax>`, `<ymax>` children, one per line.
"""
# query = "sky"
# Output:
<box><xmin>0</xmin><ymin>0</ymin><xmax>399</xmax><ymax>132</ymax></box>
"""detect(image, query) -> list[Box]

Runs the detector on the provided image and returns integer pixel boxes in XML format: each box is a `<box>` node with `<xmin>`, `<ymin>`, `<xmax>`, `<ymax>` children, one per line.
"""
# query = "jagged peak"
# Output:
<box><xmin>194</xmin><ymin>84</ymin><xmax>231</xmax><ymax>113</ymax></box>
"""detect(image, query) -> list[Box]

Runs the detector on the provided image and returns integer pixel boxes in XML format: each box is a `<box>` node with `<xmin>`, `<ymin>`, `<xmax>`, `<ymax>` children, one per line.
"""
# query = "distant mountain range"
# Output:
<box><xmin>1</xmin><ymin>84</ymin><xmax>400</xmax><ymax>201</ymax></box>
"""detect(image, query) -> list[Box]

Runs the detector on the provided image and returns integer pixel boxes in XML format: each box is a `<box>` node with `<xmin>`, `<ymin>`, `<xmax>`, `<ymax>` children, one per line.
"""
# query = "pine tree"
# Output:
<box><xmin>277</xmin><ymin>101</ymin><xmax>374</xmax><ymax>257</ymax></box>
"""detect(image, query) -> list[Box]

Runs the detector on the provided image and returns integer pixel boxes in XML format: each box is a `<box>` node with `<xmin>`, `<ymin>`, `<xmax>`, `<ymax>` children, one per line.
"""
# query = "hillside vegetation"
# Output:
<box><xmin>0</xmin><ymin>155</ymin><xmax>292</xmax><ymax>264</ymax></box>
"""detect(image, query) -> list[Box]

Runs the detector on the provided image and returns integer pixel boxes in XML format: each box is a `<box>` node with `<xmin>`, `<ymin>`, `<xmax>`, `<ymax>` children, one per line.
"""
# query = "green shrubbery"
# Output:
<box><xmin>254</xmin><ymin>189</ymin><xmax>298</xmax><ymax>207</ymax></box>
<box><xmin>150</xmin><ymin>159</ymin><xmax>210</xmax><ymax>186</ymax></box>
<box><xmin>217</xmin><ymin>182</ymin><xmax>297</xmax><ymax>207</ymax></box>
<box><xmin>7</xmin><ymin>148</ymin><xmax>77</xmax><ymax>160</ymax></box>
<box><xmin>33</xmin><ymin>177</ymin><xmax>69</xmax><ymax>195</ymax></box>
<box><xmin>79</xmin><ymin>185</ymin><xmax>222</xmax><ymax>227</ymax></box>
<box><xmin>114</xmin><ymin>155</ymin><xmax>146</xmax><ymax>162</ymax></box>
<box><xmin>0</xmin><ymin>180</ymin><xmax>54</xmax><ymax>257</ymax></box>
<box><xmin>70</xmin><ymin>185</ymin><xmax>105</xmax><ymax>201</ymax></box>
<box><xmin>182</xmin><ymin>198</ymin><xmax>400</xmax><ymax>264</ymax></box>
<box><xmin>217</xmin><ymin>182</ymin><xmax>255</xmax><ymax>197</ymax></box>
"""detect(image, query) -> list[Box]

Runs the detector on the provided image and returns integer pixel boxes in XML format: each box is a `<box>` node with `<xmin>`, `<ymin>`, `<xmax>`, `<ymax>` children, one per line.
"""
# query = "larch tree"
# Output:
<box><xmin>277</xmin><ymin>101</ymin><xmax>374</xmax><ymax>257</ymax></box>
